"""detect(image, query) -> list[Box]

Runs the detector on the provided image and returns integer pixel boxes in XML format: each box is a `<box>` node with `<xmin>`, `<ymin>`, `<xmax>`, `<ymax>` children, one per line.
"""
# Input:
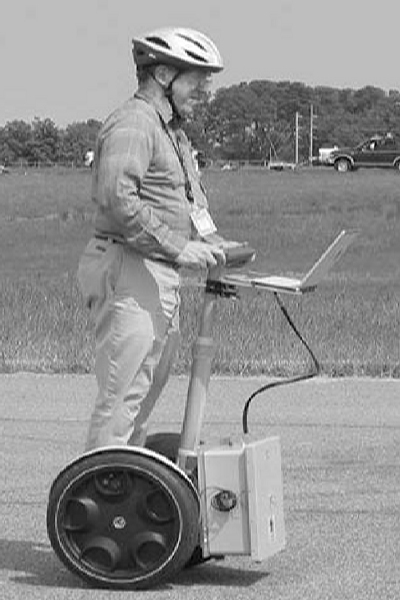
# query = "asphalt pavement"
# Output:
<box><xmin>1</xmin><ymin>374</ymin><xmax>399</xmax><ymax>600</ymax></box>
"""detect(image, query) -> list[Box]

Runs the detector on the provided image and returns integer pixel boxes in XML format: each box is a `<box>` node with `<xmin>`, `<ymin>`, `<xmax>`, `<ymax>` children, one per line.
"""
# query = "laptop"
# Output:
<box><xmin>222</xmin><ymin>229</ymin><xmax>359</xmax><ymax>294</ymax></box>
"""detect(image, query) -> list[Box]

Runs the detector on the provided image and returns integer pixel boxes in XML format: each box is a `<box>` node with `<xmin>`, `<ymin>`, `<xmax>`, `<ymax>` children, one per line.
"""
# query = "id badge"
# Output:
<box><xmin>190</xmin><ymin>207</ymin><xmax>217</xmax><ymax>237</ymax></box>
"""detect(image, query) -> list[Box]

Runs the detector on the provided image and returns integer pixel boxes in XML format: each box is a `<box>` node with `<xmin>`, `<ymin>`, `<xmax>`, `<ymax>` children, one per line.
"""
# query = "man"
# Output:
<box><xmin>78</xmin><ymin>27</ymin><xmax>227</xmax><ymax>450</ymax></box>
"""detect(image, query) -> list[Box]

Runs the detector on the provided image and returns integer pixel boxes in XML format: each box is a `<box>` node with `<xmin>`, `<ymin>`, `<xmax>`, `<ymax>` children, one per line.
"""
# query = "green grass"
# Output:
<box><xmin>0</xmin><ymin>166</ymin><xmax>399</xmax><ymax>376</ymax></box>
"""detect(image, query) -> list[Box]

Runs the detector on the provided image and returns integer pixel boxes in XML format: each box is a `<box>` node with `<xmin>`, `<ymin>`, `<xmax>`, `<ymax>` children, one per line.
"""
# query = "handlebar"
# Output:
<box><xmin>223</xmin><ymin>244</ymin><xmax>256</xmax><ymax>268</ymax></box>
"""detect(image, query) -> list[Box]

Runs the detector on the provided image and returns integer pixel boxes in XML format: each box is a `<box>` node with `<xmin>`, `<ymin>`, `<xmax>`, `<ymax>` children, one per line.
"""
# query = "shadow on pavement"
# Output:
<box><xmin>1</xmin><ymin>538</ymin><xmax>268</xmax><ymax>590</ymax></box>
<box><xmin>175</xmin><ymin>560</ymin><xmax>268</xmax><ymax>587</ymax></box>
<box><xmin>0</xmin><ymin>539</ymin><xmax>88</xmax><ymax>589</ymax></box>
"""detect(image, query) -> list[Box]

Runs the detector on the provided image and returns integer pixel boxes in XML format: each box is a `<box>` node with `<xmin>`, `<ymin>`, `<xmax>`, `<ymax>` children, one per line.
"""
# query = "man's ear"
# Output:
<box><xmin>153</xmin><ymin>64</ymin><xmax>178</xmax><ymax>88</ymax></box>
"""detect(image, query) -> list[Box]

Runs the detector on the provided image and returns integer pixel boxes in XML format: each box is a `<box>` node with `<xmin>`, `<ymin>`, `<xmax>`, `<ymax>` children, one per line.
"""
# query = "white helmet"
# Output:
<box><xmin>132</xmin><ymin>27</ymin><xmax>223</xmax><ymax>73</ymax></box>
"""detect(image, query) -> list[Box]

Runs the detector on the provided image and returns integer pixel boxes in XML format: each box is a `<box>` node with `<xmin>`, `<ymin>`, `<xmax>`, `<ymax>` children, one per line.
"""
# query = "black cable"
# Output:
<box><xmin>242</xmin><ymin>291</ymin><xmax>320</xmax><ymax>434</ymax></box>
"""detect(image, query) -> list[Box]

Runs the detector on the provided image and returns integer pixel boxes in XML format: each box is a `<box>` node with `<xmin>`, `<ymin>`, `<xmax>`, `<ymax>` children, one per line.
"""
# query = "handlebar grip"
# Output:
<box><xmin>224</xmin><ymin>245</ymin><xmax>256</xmax><ymax>268</ymax></box>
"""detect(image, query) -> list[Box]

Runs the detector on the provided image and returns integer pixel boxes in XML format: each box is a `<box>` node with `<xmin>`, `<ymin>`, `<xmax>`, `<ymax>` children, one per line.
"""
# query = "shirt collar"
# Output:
<box><xmin>134</xmin><ymin>88</ymin><xmax>173</xmax><ymax>125</ymax></box>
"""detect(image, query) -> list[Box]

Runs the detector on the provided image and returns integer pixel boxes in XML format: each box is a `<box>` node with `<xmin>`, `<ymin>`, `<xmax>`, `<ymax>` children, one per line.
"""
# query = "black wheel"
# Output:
<box><xmin>47</xmin><ymin>448</ymin><xmax>200</xmax><ymax>589</ymax></box>
<box><xmin>145</xmin><ymin>432</ymin><xmax>181</xmax><ymax>463</ymax></box>
<box><xmin>145</xmin><ymin>433</ymin><xmax>207</xmax><ymax>568</ymax></box>
<box><xmin>334</xmin><ymin>158</ymin><xmax>351</xmax><ymax>172</ymax></box>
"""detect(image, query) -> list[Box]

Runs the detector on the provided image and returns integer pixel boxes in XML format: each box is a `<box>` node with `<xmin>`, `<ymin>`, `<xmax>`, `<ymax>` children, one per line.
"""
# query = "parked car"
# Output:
<box><xmin>331</xmin><ymin>134</ymin><xmax>400</xmax><ymax>172</ymax></box>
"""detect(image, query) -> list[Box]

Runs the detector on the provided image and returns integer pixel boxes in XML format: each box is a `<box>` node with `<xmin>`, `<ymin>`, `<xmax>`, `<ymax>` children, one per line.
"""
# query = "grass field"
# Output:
<box><xmin>0</xmin><ymin>166</ymin><xmax>399</xmax><ymax>376</ymax></box>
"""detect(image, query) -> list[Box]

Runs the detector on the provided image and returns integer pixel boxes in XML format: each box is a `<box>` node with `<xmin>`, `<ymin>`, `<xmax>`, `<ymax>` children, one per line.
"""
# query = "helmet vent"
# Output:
<box><xmin>184</xmin><ymin>50</ymin><xmax>207</xmax><ymax>63</ymax></box>
<box><xmin>145</xmin><ymin>36</ymin><xmax>171</xmax><ymax>50</ymax></box>
<box><xmin>177</xmin><ymin>33</ymin><xmax>206</xmax><ymax>51</ymax></box>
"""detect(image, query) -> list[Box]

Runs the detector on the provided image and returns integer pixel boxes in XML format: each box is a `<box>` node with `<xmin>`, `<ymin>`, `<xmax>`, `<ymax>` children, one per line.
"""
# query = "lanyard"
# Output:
<box><xmin>158</xmin><ymin>116</ymin><xmax>195</xmax><ymax>204</ymax></box>
<box><xmin>135</xmin><ymin>93</ymin><xmax>196</xmax><ymax>204</ymax></box>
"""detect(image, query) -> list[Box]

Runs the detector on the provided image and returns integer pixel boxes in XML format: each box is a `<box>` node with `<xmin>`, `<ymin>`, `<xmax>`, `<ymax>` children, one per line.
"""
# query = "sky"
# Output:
<box><xmin>1</xmin><ymin>0</ymin><xmax>399</xmax><ymax>127</ymax></box>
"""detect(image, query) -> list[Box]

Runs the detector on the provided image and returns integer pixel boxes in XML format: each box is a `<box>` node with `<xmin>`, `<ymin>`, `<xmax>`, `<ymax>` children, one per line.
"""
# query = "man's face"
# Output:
<box><xmin>171</xmin><ymin>70</ymin><xmax>212</xmax><ymax>118</ymax></box>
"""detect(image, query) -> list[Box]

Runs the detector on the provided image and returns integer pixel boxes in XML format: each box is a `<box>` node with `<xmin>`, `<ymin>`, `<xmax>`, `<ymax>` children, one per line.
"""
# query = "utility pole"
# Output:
<box><xmin>309</xmin><ymin>104</ymin><xmax>314</xmax><ymax>165</ymax></box>
<box><xmin>295</xmin><ymin>111</ymin><xmax>299</xmax><ymax>164</ymax></box>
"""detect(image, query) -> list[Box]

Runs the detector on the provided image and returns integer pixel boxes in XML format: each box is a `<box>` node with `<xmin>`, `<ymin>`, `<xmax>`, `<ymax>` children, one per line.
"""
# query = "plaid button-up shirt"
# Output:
<box><xmin>92</xmin><ymin>88</ymin><xmax>209</xmax><ymax>263</ymax></box>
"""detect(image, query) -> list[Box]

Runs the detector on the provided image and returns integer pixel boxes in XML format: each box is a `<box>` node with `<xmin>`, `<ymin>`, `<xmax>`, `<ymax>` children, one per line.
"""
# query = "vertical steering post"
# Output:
<box><xmin>178</xmin><ymin>290</ymin><xmax>217</xmax><ymax>471</ymax></box>
<box><xmin>177</xmin><ymin>247</ymin><xmax>249</xmax><ymax>474</ymax></box>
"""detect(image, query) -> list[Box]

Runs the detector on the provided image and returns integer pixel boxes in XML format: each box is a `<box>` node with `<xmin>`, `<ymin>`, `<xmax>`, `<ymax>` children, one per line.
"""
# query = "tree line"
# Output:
<box><xmin>1</xmin><ymin>81</ymin><xmax>400</xmax><ymax>165</ymax></box>
<box><xmin>185</xmin><ymin>81</ymin><xmax>400</xmax><ymax>162</ymax></box>
<box><xmin>0</xmin><ymin>118</ymin><xmax>102</xmax><ymax>166</ymax></box>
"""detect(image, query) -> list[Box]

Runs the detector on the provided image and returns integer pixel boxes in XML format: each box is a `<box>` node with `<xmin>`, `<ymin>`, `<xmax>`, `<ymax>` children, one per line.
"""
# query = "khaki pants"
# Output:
<box><xmin>77</xmin><ymin>237</ymin><xmax>180</xmax><ymax>450</ymax></box>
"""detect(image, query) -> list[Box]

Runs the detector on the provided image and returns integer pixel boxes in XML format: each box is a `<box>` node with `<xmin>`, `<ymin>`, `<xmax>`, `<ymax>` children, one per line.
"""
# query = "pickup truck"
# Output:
<box><xmin>331</xmin><ymin>134</ymin><xmax>400</xmax><ymax>172</ymax></box>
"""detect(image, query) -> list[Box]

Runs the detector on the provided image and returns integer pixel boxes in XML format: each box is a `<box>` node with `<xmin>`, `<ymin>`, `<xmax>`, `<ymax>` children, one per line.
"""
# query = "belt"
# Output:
<box><xmin>94</xmin><ymin>234</ymin><xmax>123</xmax><ymax>244</ymax></box>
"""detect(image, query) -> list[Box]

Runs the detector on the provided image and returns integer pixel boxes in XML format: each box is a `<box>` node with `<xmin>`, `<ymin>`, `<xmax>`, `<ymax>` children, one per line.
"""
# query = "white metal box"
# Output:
<box><xmin>197</xmin><ymin>436</ymin><xmax>285</xmax><ymax>561</ymax></box>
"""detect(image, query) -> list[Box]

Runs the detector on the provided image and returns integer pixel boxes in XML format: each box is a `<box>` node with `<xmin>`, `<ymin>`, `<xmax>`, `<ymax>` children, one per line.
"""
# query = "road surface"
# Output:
<box><xmin>1</xmin><ymin>374</ymin><xmax>399</xmax><ymax>599</ymax></box>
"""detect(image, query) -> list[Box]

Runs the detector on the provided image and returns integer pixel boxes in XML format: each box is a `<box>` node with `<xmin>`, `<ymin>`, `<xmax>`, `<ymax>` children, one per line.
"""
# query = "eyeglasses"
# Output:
<box><xmin>181</xmin><ymin>72</ymin><xmax>212</xmax><ymax>92</ymax></box>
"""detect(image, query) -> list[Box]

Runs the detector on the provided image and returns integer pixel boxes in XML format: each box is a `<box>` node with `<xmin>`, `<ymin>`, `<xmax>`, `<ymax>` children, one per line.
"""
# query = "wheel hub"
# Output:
<box><xmin>112</xmin><ymin>516</ymin><xmax>127</xmax><ymax>530</ymax></box>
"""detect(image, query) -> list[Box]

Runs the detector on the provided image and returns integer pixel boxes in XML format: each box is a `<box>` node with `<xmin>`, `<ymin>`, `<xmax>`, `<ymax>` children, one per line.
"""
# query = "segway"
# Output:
<box><xmin>47</xmin><ymin>231</ymin><xmax>358</xmax><ymax>589</ymax></box>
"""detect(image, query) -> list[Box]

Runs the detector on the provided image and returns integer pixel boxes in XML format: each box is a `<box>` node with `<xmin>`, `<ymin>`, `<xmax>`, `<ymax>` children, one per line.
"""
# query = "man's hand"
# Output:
<box><xmin>176</xmin><ymin>240</ymin><xmax>226</xmax><ymax>269</ymax></box>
